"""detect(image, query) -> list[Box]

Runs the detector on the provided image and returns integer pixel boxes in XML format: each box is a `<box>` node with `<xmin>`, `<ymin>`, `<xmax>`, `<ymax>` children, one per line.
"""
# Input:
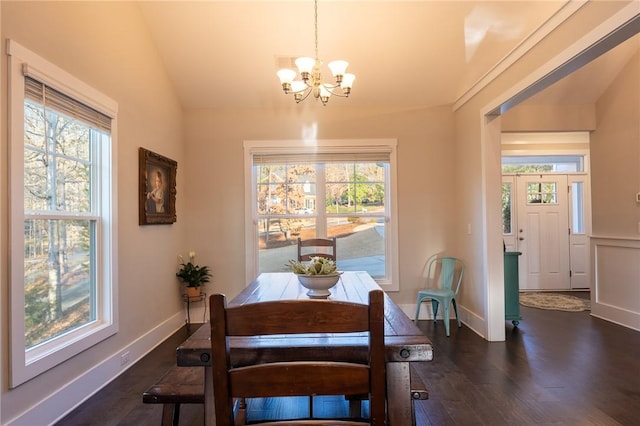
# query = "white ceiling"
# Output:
<box><xmin>137</xmin><ymin>1</ymin><xmax>639</xmax><ymax>110</ymax></box>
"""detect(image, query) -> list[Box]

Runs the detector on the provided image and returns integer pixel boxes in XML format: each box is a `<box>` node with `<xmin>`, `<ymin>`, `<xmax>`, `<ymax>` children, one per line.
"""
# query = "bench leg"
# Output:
<box><xmin>387</xmin><ymin>362</ymin><xmax>412</xmax><ymax>425</ymax></box>
<box><xmin>160</xmin><ymin>403</ymin><xmax>180</xmax><ymax>426</ymax></box>
<box><xmin>348</xmin><ymin>399</ymin><xmax>361</xmax><ymax>418</ymax></box>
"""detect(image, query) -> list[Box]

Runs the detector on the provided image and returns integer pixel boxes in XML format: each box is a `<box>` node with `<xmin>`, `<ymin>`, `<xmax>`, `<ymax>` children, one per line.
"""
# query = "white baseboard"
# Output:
<box><xmin>7</xmin><ymin>311</ymin><xmax>185</xmax><ymax>426</ymax></box>
<box><xmin>399</xmin><ymin>303</ymin><xmax>487</xmax><ymax>340</ymax></box>
<box><xmin>458</xmin><ymin>306</ymin><xmax>486</xmax><ymax>338</ymax></box>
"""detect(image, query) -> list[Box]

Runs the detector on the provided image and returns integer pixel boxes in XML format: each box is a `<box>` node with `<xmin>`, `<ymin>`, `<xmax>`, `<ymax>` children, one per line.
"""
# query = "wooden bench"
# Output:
<box><xmin>143</xmin><ymin>364</ymin><xmax>428</xmax><ymax>426</ymax></box>
<box><xmin>142</xmin><ymin>366</ymin><xmax>204</xmax><ymax>426</ymax></box>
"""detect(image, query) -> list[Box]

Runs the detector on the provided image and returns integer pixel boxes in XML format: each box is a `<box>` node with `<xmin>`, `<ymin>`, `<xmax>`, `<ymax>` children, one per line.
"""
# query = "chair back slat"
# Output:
<box><xmin>297</xmin><ymin>237</ymin><xmax>337</xmax><ymax>261</ymax></box>
<box><xmin>209</xmin><ymin>290</ymin><xmax>385</xmax><ymax>426</ymax></box>
<box><xmin>230</xmin><ymin>362</ymin><xmax>370</xmax><ymax>397</ymax></box>
<box><xmin>225</xmin><ymin>299</ymin><xmax>369</xmax><ymax>335</ymax></box>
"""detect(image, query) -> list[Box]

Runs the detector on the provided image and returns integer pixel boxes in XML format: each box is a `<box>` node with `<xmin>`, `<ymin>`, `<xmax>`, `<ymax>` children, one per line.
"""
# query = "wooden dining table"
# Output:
<box><xmin>176</xmin><ymin>271</ymin><xmax>433</xmax><ymax>425</ymax></box>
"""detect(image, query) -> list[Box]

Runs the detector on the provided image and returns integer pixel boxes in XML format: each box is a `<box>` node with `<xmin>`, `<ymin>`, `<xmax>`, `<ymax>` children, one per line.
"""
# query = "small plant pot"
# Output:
<box><xmin>185</xmin><ymin>287</ymin><xmax>201</xmax><ymax>298</ymax></box>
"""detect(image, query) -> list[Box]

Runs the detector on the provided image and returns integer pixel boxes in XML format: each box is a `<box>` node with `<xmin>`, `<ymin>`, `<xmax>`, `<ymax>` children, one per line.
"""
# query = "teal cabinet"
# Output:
<box><xmin>504</xmin><ymin>252</ymin><xmax>522</xmax><ymax>326</ymax></box>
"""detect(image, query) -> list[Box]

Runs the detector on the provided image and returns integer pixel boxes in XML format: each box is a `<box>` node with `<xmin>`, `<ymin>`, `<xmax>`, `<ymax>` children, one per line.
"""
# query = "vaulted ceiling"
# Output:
<box><xmin>137</xmin><ymin>1</ymin><xmax>639</xmax><ymax>110</ymax></box>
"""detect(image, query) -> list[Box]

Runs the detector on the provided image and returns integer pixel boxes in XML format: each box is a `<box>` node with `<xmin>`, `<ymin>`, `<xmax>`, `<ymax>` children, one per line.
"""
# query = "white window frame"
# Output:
<box><xmin>7</xmin><ymin>40</ymin><xmax>118</xmax><ymax>387</ymax></box>
<box><xmin>244</xmin><ymin>139</ymin><xmax>399</xmax><ymax>291</ymax></box>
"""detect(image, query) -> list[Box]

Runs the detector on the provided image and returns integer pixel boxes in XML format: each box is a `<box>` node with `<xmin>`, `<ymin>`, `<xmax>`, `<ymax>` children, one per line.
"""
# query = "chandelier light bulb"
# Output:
<box><xmin>277</xmin><ymin>68</ymin><xmax>296</xmax><ymax>92</ymax></box>
<box><xmin>328</xmin><ymin>60</ymin><xmax>349</xmax><ymax>78</ymax></box>
<box><xmin>341</xmin><ymin>73</ymin><xmax>356</xmax><ymax>93</ymax></box>
<box><xmin>295</xmin><ymin>57</ymin><xmax>316</xmax><ymax>74</ymax></box>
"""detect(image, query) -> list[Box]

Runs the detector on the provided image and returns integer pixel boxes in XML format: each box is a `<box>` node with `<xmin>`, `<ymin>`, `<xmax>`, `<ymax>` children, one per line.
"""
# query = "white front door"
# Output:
<box><xmin>516</xmin><ymin>175</ymin><xmax>570</xmax><ymax>290</ymax></box>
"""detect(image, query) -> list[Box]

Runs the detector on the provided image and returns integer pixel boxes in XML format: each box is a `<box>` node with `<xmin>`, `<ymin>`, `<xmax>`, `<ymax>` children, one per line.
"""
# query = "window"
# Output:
<box><xmin>501</xmin><ymin>155</ymin><xmax>585</xmax><ymax>173</ymax></box>
<box><xmin>501</xmin><ymin>182</ymin><xmax>512</xmax><ymax>234</ymax></box>
<box><xmin>8</xmin><ymin>40</ymin><xmax>118</xmax><ymax>386</ymax></box>
<box><xmin>571</xmin><ymin>181</ymin><xmax>585</xmax><ymax>234</ymax></box>
<box><xmin>244</xmin><ymin>140</ymin><xmax>399</xmax><ymax>291</ymax></box>
<box><xmin>526</xmin><ymin>182</ymin><xmax>558</xmax><ymax>204</ymax></box>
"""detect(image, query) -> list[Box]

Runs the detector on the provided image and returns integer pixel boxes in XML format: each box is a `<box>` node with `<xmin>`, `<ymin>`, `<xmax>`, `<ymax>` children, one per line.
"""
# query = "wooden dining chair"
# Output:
<box><xmin>208</xmin><ymin>290</ymin><xmax>386</xmax><ymax>426</ymax></box>
<box><xmin>297</xmin><ymin>237</ymin><xmax>337</xmax><ymax>261</ymax></box>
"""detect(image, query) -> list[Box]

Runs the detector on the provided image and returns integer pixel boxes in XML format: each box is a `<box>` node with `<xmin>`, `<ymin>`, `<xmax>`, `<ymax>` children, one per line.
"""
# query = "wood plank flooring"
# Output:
<box><xmin>57</xmin><ymin>293</ymin><xmax>640</xmax><ymax>425</ymax></box>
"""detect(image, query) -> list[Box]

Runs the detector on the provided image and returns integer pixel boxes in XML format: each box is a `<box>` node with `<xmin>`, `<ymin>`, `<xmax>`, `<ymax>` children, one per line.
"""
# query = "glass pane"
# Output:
<box><xmin>502</xmin><ymin>155</ymin><xmax>584</xmax><ymax>173</ymax></box>
<box><xmin>24</xmin><ymin>219</ymin><xmax>95</xmax><ymax>348</ymax></box>
<box><xmin>502</xmin><ymin>183</ymin><xmax>512</xmax><ymax>234</ymax></box>
<box><xmin>325</xmin><ymin>163</ymin><xmax>355</xmax><ymax>182</ymax></box>
<box><xmin>259</xmin><ymin>218</ymin><xmax>315</xmax><ymax>274</ymax></box>
<box><xmin>327</xmin><ymin>183</ymin><xmax>357</xmax><ymax>213</ymax></box>
<box><xmin>257</xmin><ymin>165</ymin><xmax>316</xmax><ymax>215</ymax></box>
<box><xmin>572</xmin><ymin>182</ymin><xmax>584</xmax><ymax>234</ymax></box>
<box><xmin>332</xmin><ymin>218</ymin><xmax>385</xmax><ymax>279</ymax></box>
<box><xmin>57</xmin><ymin>157</ymin><xmax>91</xmax><ymax>212</ymax></box>
<box><xmin>257</xmin><ymin>164</ymin><xmax>286</xmax><ymax>183</ymax></box>
<box><xmin>326</xmin><ymin>162</ymin><xmax>385</xmax><ymax>214</ymax></box>
<box><xmin>257</xmin><ymin>183</ymin><xmax>286</xmax><ymax>214</ymax></box>
<box><xmin>24</xmin><ymin>149</ymin><xmax>50</xmax><ymax>211</ymax></box>
<box><xmin>527</xmin><ymin>182</ymin><xmax>557</xmax><ymax>204</ymax></box>
<box><xmin>54</xmin><ymin>114</ymin><xmax>91</xmax><ymax>162</ymax></box>
<box><xmin>288</xmin><ymin>183</ymin><xmax>316</xmax><ymax>214</ymax></box>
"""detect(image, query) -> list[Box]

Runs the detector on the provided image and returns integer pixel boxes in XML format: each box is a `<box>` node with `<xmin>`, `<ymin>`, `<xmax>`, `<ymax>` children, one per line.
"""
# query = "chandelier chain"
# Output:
<box><xmin>314</xmin><ymin>0</ymin><xmax>319</xmax><ymax>61</ymax></box>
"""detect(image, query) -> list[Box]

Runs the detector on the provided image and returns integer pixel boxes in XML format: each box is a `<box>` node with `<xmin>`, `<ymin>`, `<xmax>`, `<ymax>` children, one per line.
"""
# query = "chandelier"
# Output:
<box><xmin>276</xmin><ymin>0</ymin><xmax>355</xmax><ymax>106</ymax></box>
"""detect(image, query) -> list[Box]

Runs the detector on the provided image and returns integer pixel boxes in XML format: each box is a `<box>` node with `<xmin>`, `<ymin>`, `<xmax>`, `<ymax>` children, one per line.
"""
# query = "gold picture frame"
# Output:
<box><xmin>139</xmin><ymin>147</ymin><xmax>177</xmax><ymax>225</ymax></box>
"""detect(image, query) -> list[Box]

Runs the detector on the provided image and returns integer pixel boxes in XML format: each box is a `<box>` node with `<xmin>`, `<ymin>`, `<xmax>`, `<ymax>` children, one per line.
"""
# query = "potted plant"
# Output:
<box><xmin>176</xmin><ymin>251</ymin><xmax>212</xmax><ymax>298</ymax></box>
<box><xmin>287</xmin><ymin>256</ymin><xmax>341</xmax><ymax>298</ymax></box>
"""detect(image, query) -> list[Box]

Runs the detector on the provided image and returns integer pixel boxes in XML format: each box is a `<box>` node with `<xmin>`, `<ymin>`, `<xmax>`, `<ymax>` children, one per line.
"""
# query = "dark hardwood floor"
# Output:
<box><xmin>57</xmin><ymin>293</ymin><xmax>640</xmax><ymax>425</ymax></box>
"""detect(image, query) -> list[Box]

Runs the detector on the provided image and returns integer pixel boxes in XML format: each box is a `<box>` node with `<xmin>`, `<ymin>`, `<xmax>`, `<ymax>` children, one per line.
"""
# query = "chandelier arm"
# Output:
<box><xmin>295</xmin><ymin>86</ymin><xmax>314</xmax><ymax>103</ymax></box>
<box><xmin>323</xmin><ymin>85</ymin><xmax>350</xmax><ymax>98</ymax></box>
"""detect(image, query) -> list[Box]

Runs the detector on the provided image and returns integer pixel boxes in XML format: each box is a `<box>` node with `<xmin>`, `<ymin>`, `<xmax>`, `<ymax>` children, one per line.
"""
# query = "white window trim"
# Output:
<box><xmin>243</xmin><ymin>139</ymin><xmax>399</xmax><ymax>291</ymax></box>
<box><xmin>7</xmin><ymin>40</ymin><xmax>119</xmax><ymax>387</ymax></box>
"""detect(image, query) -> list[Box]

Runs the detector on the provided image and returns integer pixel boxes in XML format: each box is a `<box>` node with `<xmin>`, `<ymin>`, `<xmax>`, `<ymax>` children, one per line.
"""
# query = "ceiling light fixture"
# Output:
<box><xmin>276</xmin><ymin>0</ymin><xmax>355</xmax><ymax>106</ymax></box>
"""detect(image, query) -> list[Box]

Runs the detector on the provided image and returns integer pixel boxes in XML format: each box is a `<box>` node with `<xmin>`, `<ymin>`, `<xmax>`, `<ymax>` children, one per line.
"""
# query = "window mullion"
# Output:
<box><xmin>316</xmin><ymin>163</ymin><xmax>327</xmax><ymax>238</ymax></box>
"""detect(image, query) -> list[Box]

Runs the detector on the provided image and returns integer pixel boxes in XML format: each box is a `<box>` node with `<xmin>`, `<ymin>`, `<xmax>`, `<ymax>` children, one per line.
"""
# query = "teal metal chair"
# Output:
<box><xmin>414</xmin><ymin>256</ymin><xmax>464</xmax><ymax>336</ymax></box>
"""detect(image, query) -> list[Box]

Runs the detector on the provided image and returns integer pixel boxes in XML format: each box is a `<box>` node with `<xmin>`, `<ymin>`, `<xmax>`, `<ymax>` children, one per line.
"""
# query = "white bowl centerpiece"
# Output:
<box><xmin>288</xmin><ymin>256</ymin><xmax>341</xmax><ymax>298</ymax></box>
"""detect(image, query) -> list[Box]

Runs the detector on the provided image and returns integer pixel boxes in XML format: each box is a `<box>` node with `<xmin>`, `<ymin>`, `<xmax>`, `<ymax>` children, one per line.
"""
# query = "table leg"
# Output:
<box><xmin>204</xmin><ymin>366</ymin><xmax>215</xmax><ymax>426</ymax></box>
<box><xmin>386</xmin><ymin>362</ymin><xmax>412</xmax><ymax>425</ymax></box>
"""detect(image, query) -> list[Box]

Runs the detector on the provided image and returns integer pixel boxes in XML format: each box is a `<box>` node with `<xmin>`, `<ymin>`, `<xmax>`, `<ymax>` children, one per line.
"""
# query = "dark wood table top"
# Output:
<box><xmin>177</xmin><ymin>271</ymin><xmax>433</xmax><ymax>367</ymax></box>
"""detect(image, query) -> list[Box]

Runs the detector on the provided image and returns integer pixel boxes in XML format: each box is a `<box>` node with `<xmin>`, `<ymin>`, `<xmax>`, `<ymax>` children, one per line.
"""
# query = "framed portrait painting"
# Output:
<box><xmin>139</xmin><ymin>147</ymin><xmax>177</xmax><ymax>225</ymax></box>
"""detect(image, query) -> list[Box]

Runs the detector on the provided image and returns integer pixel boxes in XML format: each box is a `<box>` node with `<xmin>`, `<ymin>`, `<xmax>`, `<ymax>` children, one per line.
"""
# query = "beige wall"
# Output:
<box><xmin>1</xmin><ymin>2</ymin><xmax>185</xmax><ymax>423</ymax></box>
<box><xmin>502</xmin><ymin>104</ymin><xmax>596</xmax><ymax>131</ymax></box>
<box><xmin>591</xmin><ymin>49</ymin><xmax>640</xmax><ymax>237</ymax></box>
<box><xmin>183</xmin><ymin>106</ymin><xmax>456</xmax><ymax>307</ymax></box>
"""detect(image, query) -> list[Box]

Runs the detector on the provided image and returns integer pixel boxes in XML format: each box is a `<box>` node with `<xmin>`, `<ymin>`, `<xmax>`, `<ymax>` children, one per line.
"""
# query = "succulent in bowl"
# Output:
<box><xmin>287</xmin><ymin>256</ymin><xmax>338</xmax><ymax>276</ymax></box>
<box><xmin>287</xmin><ymin>257</ymin><xmax>340</xmax><ymax>298</ymax></box>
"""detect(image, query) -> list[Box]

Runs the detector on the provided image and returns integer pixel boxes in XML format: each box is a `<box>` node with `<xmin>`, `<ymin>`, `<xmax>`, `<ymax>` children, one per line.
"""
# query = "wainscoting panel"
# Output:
<box><xmin>591</xmin><ymin>236</ymin><xmax>640</xmax><ymax>331</ymax></box>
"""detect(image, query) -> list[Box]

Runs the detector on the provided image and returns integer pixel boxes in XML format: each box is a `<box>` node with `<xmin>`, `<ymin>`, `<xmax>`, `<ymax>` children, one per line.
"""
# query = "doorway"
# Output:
<box><xmin>502</xmin><ymin>170</ymin><xmax>590</xmax><ymax>291</ymax></box>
